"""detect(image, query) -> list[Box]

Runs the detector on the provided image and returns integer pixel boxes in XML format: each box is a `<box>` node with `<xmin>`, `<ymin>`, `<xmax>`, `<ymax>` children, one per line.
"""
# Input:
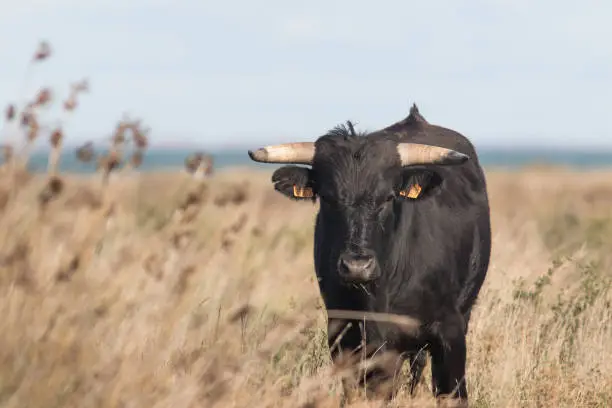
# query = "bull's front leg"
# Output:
<box><xmin>428</xmin><ymin>313</ymin><xmax>468</xmax><ymax>407</ymax></box>
<box><xmin>327</xmin><ymin>317</ymin><xmax>363</xmax><ymax>364</ymax></box>
<box><xmin>407</xmin><ymin>351</ymin><xmax>426</xmax><ymax>395</ymax></box>
<box><xmin>327</xmin><ymin>319</ymin><xmax>403</xmax><ymax>403</ymax></box>
<box><xmin>326</xmin><ymin>317</ymin><xmax>363</xmax><ymax>404</ymax></box>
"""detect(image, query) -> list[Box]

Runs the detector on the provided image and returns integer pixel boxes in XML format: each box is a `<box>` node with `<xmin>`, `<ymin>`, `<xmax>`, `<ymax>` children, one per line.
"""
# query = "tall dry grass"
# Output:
<box><xmin>1</xmin><ymin>39</ymin><xmax>611</xmax><ymax>408</ymax></box>
<box><xmin>0</xmin><ymin>166</ymin><xmax>610</xmax><ymax>407</ymax></box>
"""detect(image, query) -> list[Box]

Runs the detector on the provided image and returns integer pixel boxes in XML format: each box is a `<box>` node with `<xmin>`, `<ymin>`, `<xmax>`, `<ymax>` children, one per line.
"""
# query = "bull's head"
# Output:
<box><xmin>248</xmin><ymin>122</ymin><xmax>469</xmax><ymax>284</ymax></box>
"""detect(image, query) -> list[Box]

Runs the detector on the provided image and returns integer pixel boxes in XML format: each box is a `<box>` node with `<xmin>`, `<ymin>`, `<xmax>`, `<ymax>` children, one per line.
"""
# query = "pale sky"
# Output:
<box><xmin>0</xmin><ymin>0</ymin><xmax>610</xmax><ymax>149</ymax></box>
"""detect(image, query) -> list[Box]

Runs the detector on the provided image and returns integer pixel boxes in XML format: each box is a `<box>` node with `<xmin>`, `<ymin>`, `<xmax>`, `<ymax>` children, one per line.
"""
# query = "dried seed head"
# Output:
<box><xmin>130</xmin><ymin>150</ymin><xmax>143</xmax><ymax>168</ymax></box>
<box><xmin>33</xmin><ymin>41</ymin><xmax>51</xmax><ymax>61</ymax></box>
<box><xmin>178</xmin><ymin>183</ymin><xmax>208</xmax><ymax>211</ymax></box>
<box><xmin>5</xmin><ymin>104</ymin><xmax>15</xmax><ymax>121</ymax></box>
<box><xmin>63</xmin><ymin>95</ymin><xmax>77</xmax><ymax>111</ymax></box>
<box><xmin>34</xmin><ymin>88</ymin><xmax>52</xmax><ymax>107</ymax></box>
<box><xmin>72</xmin><ymin>78</ymin><xmax>89</xmax><ymax>93</ymax></box>
<box><xmin>47</xmin><ymin>176</ymin><xmax>64</xmax><ymax>194</ymax></box>
<box><xmin>113</xmin><ymin>122</ymin><xmax>129</xmax><ymax>146</ymax></box>
<box><xmin>38</xmin><ymin>176</ymin><xmax>64</xmax><ymax>205</ymax></box>
<box><xmin>185</xmin><ymin>153</ymin><xmax>204</xmax><ymax>173</ymax></box>
<box><xmin>50</xmin><ymin>128</ymin><xmax>63</xmax><ymax>148</ymax></box>
<box><xmin>76</xmin><ymin>142</ymin><xmax>95</xmax><ymax>163</ymax></box>
<box><xmin>20</xmin><ymin>110</ymin><xmax>34</xmax><ymax>127</ymax></box>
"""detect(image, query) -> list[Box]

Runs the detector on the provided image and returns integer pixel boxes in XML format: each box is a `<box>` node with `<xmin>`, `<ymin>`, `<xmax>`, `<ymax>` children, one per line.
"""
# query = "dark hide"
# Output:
<box><xmin>269</xmin><ymin>104</ymin><xmax>491</xmax><ymax>404</ymax></box>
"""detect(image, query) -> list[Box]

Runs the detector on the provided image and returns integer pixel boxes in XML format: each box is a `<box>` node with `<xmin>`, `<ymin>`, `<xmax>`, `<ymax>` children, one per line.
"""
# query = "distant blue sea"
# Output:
<box><xmin>20</xmin><ymin>147</ymin><xmax>612</xmax><ymax>174</ymax></box>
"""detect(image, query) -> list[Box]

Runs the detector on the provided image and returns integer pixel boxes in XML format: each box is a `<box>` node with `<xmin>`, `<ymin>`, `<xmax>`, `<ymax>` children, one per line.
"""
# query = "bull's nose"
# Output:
<box><xmin>338</xmin><ymin>252</ymin><xmax>377</xmax><ymax>282</ymax></box>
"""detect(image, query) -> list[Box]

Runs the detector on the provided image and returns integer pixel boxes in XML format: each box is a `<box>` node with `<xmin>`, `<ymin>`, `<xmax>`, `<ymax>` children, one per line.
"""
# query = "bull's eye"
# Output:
<box><xmin>385</xmin><ymin>193</ymin><xmax>395</xmax><ymax>202</ymax></box>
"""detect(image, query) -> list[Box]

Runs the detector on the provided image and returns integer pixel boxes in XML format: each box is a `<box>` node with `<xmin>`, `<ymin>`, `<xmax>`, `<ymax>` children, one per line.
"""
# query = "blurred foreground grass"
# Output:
<box><xmin>0</xmin><ymin>167</ymin><xmax>610</xmax><ymax>408</ymax></box>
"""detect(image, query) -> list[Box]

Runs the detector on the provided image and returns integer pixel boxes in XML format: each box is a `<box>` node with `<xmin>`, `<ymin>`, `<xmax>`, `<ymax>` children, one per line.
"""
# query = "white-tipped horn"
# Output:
<box><xmin>248</xmin><ymin>142</ymin><xmax>315</xmax><ymax>164</ymax></box>
<box><xmin>396</xmin><ymin>143</ymin><xmax>469</xmax><ymax>166</ymax></box>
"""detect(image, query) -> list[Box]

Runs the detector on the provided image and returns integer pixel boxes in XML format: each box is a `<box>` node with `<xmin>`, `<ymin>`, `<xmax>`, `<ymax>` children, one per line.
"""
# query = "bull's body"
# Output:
<box><xmin>249</xmin><ymin>104</ymin><xmax>491</xmax><ymax>404</ymax></box>
<box><xmin>313</xmin><ymin>106</ymin><xmax>491</xmax><ymax>399</ymax></box>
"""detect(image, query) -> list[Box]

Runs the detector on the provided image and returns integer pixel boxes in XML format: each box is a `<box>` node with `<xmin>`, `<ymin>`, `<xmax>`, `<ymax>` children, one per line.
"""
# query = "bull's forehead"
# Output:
<box><xmin>313</xmin><ymin>136</ymin><xmax>400</xmax><ymax>201</ymax></box>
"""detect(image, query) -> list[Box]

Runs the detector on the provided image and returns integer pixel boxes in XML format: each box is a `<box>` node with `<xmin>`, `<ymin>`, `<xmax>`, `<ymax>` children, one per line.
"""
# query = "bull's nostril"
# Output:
<box><xmin>340</xmin><ymin>254</ymin><xmax>375</xmax><ymax>272</ymax></box>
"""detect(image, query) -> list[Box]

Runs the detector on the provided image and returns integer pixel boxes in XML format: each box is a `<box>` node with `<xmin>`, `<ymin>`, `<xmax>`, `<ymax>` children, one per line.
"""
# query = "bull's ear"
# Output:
<box><xmin>271</xmin><ymin>165</ymin><xmax>317</xmax><ymax>201</ymax></box>
<box><xmin>397</xmin><ymin>168</ymin><xmax>443</xmax><ymax>201</ymax></box>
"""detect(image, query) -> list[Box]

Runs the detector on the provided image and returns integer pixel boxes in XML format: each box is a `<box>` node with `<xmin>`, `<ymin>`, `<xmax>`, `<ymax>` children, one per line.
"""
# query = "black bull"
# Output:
<box><xmin>248</xmin><ymin>104</ymin><xmax>491</xmax><ymax>404</ymax></box>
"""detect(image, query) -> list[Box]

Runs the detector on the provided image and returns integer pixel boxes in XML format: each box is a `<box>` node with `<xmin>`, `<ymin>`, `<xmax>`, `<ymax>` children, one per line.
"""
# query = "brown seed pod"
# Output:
<box><xmin>63</xmin><ymin>95</ymin><xmax>77</xmax><ymax>112</ymax></box>
<box><xmin>20</xmin><ymin>110</ymin><xmax>33</xmax><ymax>127</ymax></box>
<box><xmin>38</xmin><ymin>176</ymin><xmax>64</xmax><ymax>206</ymax></box>
<box><xmin>50</xmin><ymin>128</ymin><xmax>63</xmax><ymax>148</ymax></box>
<box><xmin>185</xmin><ymin>153</ymin><xmax>204</xmax><ymax>174</ymax></box>
<box><xmin>33</xmin><ymin>41</ymin><xmax>51</xmax><ymax>61</ymax></box>
<box><xmin>34</xmin><ymin>88</ymin><xmax>52</xmax><ymax>107</ymax></box>
<box><xmin>76</xmin><ymin>142</ymin><xmax>95</xmax><ymax>163</ymax></box>
<box><xmin>5</xmin><ymin>104</ymin><xmax>15</xmax><ymax>121</ymax></box>
<box><xmin>112</xmin><ymin>122</ymin><xmax>129</xmax><ymax>146</ymax></box>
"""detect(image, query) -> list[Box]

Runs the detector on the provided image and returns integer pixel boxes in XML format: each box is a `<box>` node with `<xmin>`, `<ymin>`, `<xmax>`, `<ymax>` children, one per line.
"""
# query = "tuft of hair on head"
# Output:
<box><xmin>326</xmin><ymin>120</ymin><xmax>368</xmax><ymax>140</ymax></box>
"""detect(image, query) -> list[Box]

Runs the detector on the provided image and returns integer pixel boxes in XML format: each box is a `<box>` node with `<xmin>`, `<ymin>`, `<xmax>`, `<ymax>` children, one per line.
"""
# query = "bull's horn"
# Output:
<box><xmin>397</xmin><ymin>143</ymin><xmax>469</xmax><ymax>166</ymax></box>
<box><xmin>247</xmin><ymin>142</ymin><xmax>315</xmax><ymax>164</ymax></box>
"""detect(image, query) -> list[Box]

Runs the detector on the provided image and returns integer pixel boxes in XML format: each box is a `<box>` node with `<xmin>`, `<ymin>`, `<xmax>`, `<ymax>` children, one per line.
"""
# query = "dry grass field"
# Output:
<box><xmin>1</xmin><ymin>40</ymin><xmax>610</xmax><ymax>408</ymax></box>
<box><xmin>0</xmin><ymin>165</ymin><xmax>610</xmax><ymax>408</ymax></box>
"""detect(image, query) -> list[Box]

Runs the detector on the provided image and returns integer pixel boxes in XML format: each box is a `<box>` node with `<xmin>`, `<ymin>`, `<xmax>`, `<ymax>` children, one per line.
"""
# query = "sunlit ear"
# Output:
<box><xmin>271</xmin><ymin>166</ymin><xmax>317</xmax><ymax>201</ymax></box>
<box><xmin>397</xmin><ymin>169</ymin><xmax>443</xmax><ymax>201</ymax></box>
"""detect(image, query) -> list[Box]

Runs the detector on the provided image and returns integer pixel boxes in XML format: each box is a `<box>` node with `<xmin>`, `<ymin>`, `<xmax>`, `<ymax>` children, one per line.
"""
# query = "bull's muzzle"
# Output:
<box><xmin>337</xmin><ymin>250</ymin><xmax>379</xmax><ymax>283</ymax></box>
